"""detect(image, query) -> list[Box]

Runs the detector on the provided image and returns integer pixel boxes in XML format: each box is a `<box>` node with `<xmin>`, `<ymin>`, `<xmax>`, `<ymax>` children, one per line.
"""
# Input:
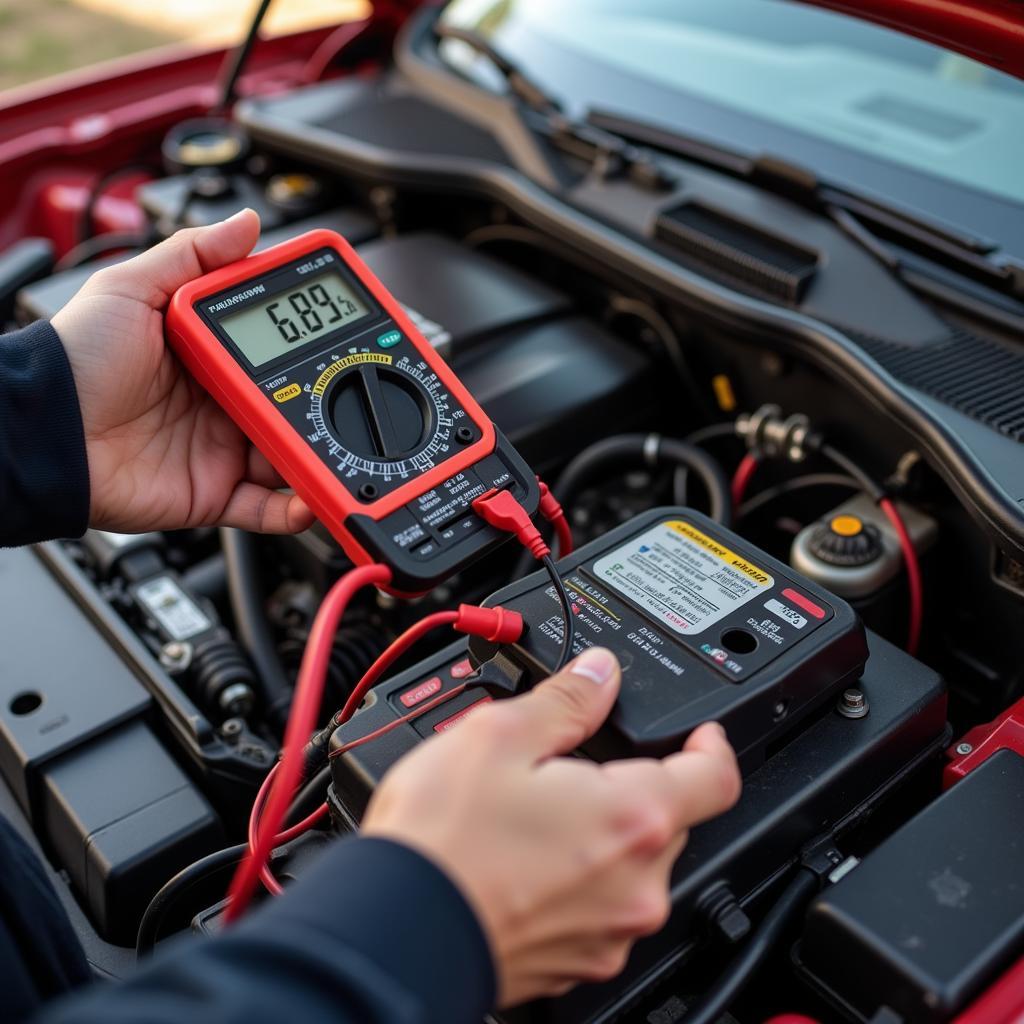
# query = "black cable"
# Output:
<box><xmin>543</xmin><ymin>554</ymin><xmax>576</xmax><ymax>670</ymax></box>
<box><xmin>213</xmin><ymin>0</ymin><xmax>275</xmax><ymax>114</ymax></box>
<box><xmin>686</xmin><ymin>423</ymin><xmax>740</xmax><ymax>447</ymax></box>
<box><xmin>53</xmin><ymin>232</ymin><xmax>151</xmax><ymax>272</ymax></box>
<box><xmin>673</xmin><ymin>422</ymin><xmax>741</xmax><ymax>506</ymax></box>
<box><xmin>554</xmin><ymin>433</ymin><xmax>732</xmax><ymax>526</ymax></box>
<box><xmin>736</xmin><ymin>473</ymin><xmax>858</xmax><ymax>521</ymax></box>
<box><xmin>137</xmin><ymin>766</ymin><xmax>334</xmax><ymax>956</ymax></box>
<box><xmin>817</xmin><ymin>442</ymin><xmax>885</xmax><ymax>501</ymax></box>
<box><xmin>682</xmin><ymin>869</ymin><xmax>818</xmax><ymax>1024</ymax></box>
<box><xmin>606</xmin><ymin>296</ymin><xmax>706</xmax><ymax>412</ymax></box>
<box><xmin>136</xmin><ymin>843</ymin><xmax>247</xmax><ymax>957</ymax></box>
<box><xmin>289</xmin><ymin>765</ymin><xmax>332</xmax><ymax>826</ymax></box>
<box><xmin>220</xmin><ymin>528</ymin><xmax>292</xmax><ymax>730</ymax></box>
<box><xmin>512</xmin><ymin>432</ymin><xmax>733</xmax><ymax>582</ymax></box>
<box><xmin>79</xmin><ymin>162</ymin><xmax>160</xmax><ymax>245</ymax></box>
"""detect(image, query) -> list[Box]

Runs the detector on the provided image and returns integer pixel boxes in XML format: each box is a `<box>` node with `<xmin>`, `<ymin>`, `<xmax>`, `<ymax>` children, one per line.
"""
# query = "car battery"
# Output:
<box><xmin>329</xmin><ymin>507</ymin><xmax>870</xmax><ymax>807</ymax></box>
<box><xmin>471</xmin><ymin>507</ymin><xmax>868</xmax><ymax>768</ymax></box>
<box><xmin>324</xmin><ymin>630</ymin><xmax>947</xmax><ymax>1024</ymax></box>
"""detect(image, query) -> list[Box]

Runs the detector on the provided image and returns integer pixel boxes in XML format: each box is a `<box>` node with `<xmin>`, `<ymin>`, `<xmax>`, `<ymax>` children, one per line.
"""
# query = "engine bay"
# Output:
<box><xmin>3</xmin><ymin>11</ymin><xmax>1024</xmax><ymax>1022</ymax></box>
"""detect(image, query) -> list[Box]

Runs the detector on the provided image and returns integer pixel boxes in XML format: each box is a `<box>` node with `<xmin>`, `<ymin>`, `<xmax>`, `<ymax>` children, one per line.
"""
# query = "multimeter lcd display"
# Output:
<box><xmin>218</xmin><ymin>271</ymin><xmax>371</xmax><ymax>367</ymax></box>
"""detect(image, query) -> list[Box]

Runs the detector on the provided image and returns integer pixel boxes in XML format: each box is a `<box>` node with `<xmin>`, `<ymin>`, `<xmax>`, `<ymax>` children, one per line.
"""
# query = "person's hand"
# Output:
<box><xmin>51</xmin><ymin>209</ymin><xmax>313</xmax><ymax>535</ymax></box>
<box><xmin>362</xmin><ymin>647</ymin><xmax>741</xmax><ymax>1007</ymax></box>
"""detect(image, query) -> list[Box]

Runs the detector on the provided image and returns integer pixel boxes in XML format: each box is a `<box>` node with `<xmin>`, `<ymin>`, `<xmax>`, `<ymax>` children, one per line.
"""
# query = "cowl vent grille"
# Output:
<box><xmin>850</xmin><ymin>327</ymin><xmax>1024</xmax><ymax>443</ymax></box>
<box><xmin>655</xmin><ymin>201</ymin><xmax>820</xmax><ymax>303</ymax></box>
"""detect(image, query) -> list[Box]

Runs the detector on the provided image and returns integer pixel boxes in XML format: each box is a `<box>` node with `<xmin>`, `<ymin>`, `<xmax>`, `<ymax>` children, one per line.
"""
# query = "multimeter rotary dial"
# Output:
<box><xmin>306</xmin><ymin>350</ymin><xmax>461</xmax><ymax>483</ymax></box>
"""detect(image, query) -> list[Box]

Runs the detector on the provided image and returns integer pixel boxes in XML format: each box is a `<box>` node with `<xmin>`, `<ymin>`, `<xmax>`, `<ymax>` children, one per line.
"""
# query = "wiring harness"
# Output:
<box><xmin>220</xmin><ymin>485</ymin><xmax>575</xmax><ymax>924</ymax></box>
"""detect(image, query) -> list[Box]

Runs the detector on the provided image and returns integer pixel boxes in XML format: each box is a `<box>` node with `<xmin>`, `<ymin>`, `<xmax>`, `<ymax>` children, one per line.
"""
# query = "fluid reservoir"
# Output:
<box><xmin>791</xmin><ymin>493</ymin><xmax>937</xmax><ymax>600</ymax></box>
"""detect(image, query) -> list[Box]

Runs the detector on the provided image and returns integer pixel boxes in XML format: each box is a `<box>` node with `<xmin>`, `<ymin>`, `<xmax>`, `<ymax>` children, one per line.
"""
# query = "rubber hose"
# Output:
<box><xmin>220</xmin><ymin>528</ymin><xmax>292</xmax><ymax>729</ymax></box>
<box><xmin>555</xmin><ymin>433</ymin><xmax>732</xmax><ymax>526</ymax></box>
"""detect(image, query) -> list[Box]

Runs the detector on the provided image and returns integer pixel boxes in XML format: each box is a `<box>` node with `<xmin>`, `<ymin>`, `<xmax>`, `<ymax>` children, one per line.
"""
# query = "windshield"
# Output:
<box><xmin>440</xmin><ymin>0</ymin><xmax>1024</xmax><ymax>243</ymax></box>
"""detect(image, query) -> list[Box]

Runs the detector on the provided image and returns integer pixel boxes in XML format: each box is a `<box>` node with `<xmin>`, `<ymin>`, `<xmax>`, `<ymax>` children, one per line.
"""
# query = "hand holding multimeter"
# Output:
<box><xmin>163</xmin><ymin>219</ymin><xmax>566</xmax><ymax>918</ymax></box>
<box><xmin>166</xmin><ymin>223</ymin><xmax>540</xmax><ymax>595</ymax></box>
<box><xmin>52</xmin><ymin>209</ymin><xmax>314</xmax><ymax>537</ymax></box>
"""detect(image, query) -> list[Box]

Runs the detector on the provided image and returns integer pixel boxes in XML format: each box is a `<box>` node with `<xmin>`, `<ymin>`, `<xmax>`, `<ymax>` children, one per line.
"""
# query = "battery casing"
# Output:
<box><xmin>472</xmin><ymin>507</ymin><xmax>868</xmax><ymax>767</ymax></box>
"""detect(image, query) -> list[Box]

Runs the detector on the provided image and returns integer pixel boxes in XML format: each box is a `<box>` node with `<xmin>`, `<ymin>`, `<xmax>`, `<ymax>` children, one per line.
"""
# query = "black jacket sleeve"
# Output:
<box><xmin>0</xmin><ymin>320</ymin><xmax>89</xmax><ymax>546</ymax></box>
<box><xmin>38</xmin><ymin>837</ymin><xmax>496</xmax><ymax>1024</ymax></box>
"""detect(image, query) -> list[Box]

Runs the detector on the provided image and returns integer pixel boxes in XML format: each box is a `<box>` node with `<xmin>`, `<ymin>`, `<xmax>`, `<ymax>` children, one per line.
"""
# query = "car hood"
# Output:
<box><xmin>419</xmin><ymin>0</ymin><xmax>1024</xmax><ymax>79</ymax></box>
<box><xmin>794</xmin><ymin>1</ymin><xmax>1024</xmax><ymax>79</ymax></box>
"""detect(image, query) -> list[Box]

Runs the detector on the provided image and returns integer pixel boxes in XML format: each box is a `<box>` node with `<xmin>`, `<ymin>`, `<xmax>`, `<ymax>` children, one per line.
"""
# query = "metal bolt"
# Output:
<box><xmin>221</xmin><ymin>717</ymin><xmax>244</xmax><ymax>739</ymax></box>
<box><xmin>955</xmin><ymin>742</ymin><xmax>974</xmax><ymax>756</ymax></box>
<box><xmin>159</xmin><ymin>640</ymin><xmax>192</xmax><ymax>672</ymax></box>
<box><xmin>837</xmin><ymin>687</ymin><xmax>869</xmax><ymax>719</ymax></box>
<box><xmin>218</xmin><ymin>682</ymin><xmax>255</xmax><ymax>719</ymax></box>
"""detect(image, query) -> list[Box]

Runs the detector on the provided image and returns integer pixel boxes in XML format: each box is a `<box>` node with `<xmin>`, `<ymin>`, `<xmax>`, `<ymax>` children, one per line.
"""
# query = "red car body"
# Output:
<box><xmin>1</xmin><ymin>2</ymin><xmax>1022</xmax><ymax>1019</ymax></box>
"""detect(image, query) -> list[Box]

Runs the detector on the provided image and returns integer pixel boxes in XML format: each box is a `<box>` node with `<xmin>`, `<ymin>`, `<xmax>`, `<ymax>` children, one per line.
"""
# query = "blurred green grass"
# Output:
<box><xmin>0</xmin><ymin>0</ymin><xmax>175</xmax><ymax>92</ymax></box>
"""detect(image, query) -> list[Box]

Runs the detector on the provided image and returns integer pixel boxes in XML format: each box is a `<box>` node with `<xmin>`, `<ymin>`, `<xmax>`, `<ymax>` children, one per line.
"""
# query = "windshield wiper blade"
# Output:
<box><xmin>434</xmin><ymin>24</ymin><xmax>676</xmax><ymax>192</ymax></box>
<box><xmin>588</xmin><ymin>108</ymin><xmax>1024</xmax><ymax>302</ymax></box>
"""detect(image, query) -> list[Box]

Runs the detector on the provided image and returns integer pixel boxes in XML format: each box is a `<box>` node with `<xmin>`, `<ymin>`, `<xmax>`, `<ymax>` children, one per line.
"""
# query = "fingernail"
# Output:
<box><xmin>226</xmin><ymin>208</ymin><xmax>254</xmax><ymax>223</ymax></box>
<box><xmin>571</xmin><ymin>647</ymin><xmax>617</xmax><ymax>684</ymax></box>
<box><xmin>707</xmin><ymin>722</ymin><xmax>726</xmax><ymax>737</ymax></box>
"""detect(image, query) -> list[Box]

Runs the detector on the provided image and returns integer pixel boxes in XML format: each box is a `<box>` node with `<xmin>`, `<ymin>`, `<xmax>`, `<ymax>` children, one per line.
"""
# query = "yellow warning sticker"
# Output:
<box><xmin>593</xmin><ymin>519</ymin><xmax>773</xmax><ymax>635</ymax></box>
<box><xmin>665</xmin><ymin>521</ymin><xmax>772</xmax><ymax>585</ymax></box>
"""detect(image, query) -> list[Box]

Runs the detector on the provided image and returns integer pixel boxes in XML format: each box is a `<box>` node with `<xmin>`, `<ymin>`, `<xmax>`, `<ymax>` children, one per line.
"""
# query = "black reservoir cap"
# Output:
<box><xmin>799</xmin><ymin>748</ymin><xmax>1024</xmax><ymax>1022</ymax></box>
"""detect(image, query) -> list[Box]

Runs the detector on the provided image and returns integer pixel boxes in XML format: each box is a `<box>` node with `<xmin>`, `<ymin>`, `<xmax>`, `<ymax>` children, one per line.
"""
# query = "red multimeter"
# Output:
<box><xmin>166</xmin><ymin>229</ymin><xmax>539</xmax><ymax>594</ymax></box>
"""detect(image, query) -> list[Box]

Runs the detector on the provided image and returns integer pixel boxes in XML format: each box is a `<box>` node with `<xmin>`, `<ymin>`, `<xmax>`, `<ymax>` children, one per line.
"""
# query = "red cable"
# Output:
<box><xmin>225</xmin><ymin>562</ymin><xmax>391</xmax><ymax>923</ymax></box>
<box><xmin>330</xmin><ymin>683</ymin><xmax>470</xmax><ymax>759</ymax></box>
<box><xmin>277</xmin><ymin>800</ymin><xmax>329</xmax><ymax>843</ymax></box>
<box><xmin>552</xmin><ymin>516</ymin><xmax>574</xmax><ymax>559</ymax></box>
<box><xmin>731</xmin><ymin>453</ymin><xmax>760</xmax><ymax>508</ymax></box>
<box><xmin>764</xmin><ymin>1016</ymin><xmax>821</xmax><ymax>1024</ymax></box>
<box><xmin>334</xmin><ymin>610</ymin><xmax>460</xmax><ymax>726</ymax></box>
<box><xmin>879</xmin><ymin>497</ymin><xmax>923</xmax><ymax>656</ymax></box>
<box><xmin>537</xmin><ymin>479</ymin><xmax>574</xmax><ymax>558</ymax></box>
<box><xmin>247</xmin><ymin>765</ymin><xmax>329</xmax><ymax>897</ymax></box>
<box><xmin>245</xmin><ymin>612</ymin><xmax>460</xmax><ymax>899</ymax></box>
<box><xmin>245</xmin><ymin>603</ymin><xmax>522</xmax><ymax>899</ymax></box>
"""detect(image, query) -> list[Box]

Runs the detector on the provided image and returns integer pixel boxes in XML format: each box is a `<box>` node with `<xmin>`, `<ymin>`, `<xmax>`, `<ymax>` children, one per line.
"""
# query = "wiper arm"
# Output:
<box><xmin>434</xmin><ymin>24</ymin><xmax>675</xmax><ymax>192</ymax></box>
<box><xmin>589</xmin><ymin>108</ymin><xmax>1024</xmax><ymax>303</ymax></box>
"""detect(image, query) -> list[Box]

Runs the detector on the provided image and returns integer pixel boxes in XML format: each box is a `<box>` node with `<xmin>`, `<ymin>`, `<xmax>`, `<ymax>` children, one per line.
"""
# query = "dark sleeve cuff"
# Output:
<box><xmin>242</xmin><ymin>836</ymin><xmax>497</xmax><ymax>1022</ymax></box>
<box><xmin>0</xmin><ymin>320</ymin><xmax>89</xmax><ymax>546</ymax></box>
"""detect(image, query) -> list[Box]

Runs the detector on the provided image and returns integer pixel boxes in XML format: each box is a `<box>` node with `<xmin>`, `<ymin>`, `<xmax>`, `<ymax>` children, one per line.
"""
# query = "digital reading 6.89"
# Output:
<box><xmin>219</xmin><ymin>271</ymin><xmax>371</xmax><ymax>367</ymax></box>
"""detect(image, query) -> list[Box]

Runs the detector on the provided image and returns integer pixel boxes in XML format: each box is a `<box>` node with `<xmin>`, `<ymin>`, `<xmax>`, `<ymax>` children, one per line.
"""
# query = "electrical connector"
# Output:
<box><xmin>453</xmin><ymin>604</ymin><xmax>525</xmax><ymax>644</ymax></box>
<box><xmin>472</xmin><ymin>488</ymin><xmax>550</xmax><ymax>560</ymax></box>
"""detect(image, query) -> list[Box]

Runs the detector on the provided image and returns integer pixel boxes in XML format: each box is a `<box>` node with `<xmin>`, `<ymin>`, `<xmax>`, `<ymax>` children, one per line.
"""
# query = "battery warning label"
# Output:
<box><xmin>592</xmin><ymin>520</ymin><xmax>773</xmax><ymax>635</ymax></box>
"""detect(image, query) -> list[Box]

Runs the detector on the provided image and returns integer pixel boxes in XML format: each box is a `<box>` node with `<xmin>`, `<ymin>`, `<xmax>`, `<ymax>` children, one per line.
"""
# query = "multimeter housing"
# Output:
<box><xmin>167</xmin><ymin>230</ymin><xmax>539</xmax><ymax>594</ymax></box>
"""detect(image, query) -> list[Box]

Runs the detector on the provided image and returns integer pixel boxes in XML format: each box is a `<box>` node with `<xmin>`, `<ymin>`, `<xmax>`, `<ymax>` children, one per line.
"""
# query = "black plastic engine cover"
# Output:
<box><xmin>0</xmin><ymin>548</ymin><xmax>222</xmax><ymax>945</ymax></box>
<box><xmin>797</xmin><ymin>748</ymin><xmax>1024</xmax><ymax>1023</ymax></box>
